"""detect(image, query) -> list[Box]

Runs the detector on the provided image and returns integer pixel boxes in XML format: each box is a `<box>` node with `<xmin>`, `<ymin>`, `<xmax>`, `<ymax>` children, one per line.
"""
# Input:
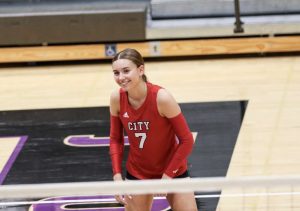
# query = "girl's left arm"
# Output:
<box><xmin>157</xmin><ymin>89</ymin><xmax>194</xmax><ymax>178</ymax></box>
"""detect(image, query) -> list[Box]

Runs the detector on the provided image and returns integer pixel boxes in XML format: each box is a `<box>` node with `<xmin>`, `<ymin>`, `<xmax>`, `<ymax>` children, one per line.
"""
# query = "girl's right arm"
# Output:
<box><xmin>109</xmin><ymin>90</ymin><xmax>124</xmax><ymax>177</ymax></box>
<box><xmin>109</xmin><ymin>90</ymin><xmax>129</xmax><ymax>205</ymax></box>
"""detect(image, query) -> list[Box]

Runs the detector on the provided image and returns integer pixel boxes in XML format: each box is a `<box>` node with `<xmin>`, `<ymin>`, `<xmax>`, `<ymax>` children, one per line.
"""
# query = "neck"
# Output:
<box><xmin>128</xmin><ymin>81</ymin><xmax>147</xmax><ymax>100</ymax></box>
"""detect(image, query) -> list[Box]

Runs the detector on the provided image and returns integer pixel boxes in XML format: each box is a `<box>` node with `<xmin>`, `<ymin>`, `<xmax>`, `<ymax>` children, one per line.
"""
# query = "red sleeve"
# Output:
<box><xmin>109</xmin><ymin>114</ymin><xmax>124</xmax><ymax>175</ymax></box>
<box><xmin>164</xmin><ymin>113</ymin><xmax>194</xmax><ymax>177</ymax></box>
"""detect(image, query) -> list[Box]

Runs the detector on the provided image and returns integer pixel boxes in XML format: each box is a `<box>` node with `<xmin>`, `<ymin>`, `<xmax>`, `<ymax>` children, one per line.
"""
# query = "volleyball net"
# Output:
<box><xmin>0</xmin><ymin>175</ymin><xmax>300</xmax><ymax>210</ymax></box>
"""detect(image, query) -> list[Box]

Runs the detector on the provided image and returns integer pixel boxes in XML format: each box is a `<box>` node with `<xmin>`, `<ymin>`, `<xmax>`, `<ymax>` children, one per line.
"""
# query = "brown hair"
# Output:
<box><xmin>112</xmin><ymin>48</ymin><xmax>147</xmax><ymax>82</ymax></box>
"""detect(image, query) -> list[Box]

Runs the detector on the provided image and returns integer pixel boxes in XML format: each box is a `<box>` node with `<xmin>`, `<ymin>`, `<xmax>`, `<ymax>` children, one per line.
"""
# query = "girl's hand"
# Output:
<box><xmin>161</xmin><ymin>173</ymin><xmax>172</xmax><ymax>180</ymax></box>
<box><xmin>155</xmin><ymin>173</ymin><xmax>172</xmax><ymax>197</ymax></box>
<box><xmin>113</xmin><ymin>173</ymin><xmax>123</xmax><ymax>181</ymax></box>
<box><xmin>113</xmin><ymin>173</ymin><xmax>132</xmax><ymax>205</ymax></box>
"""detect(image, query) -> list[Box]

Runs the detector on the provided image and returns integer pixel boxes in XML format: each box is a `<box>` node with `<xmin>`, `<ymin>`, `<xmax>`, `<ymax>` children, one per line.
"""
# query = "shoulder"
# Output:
<box><xmin>110</xmin><ymin>89</ymin><xmax>120</xmax><ymax>102</ymax></box>
<box><xmin>157</xmin><ymin>88</ymin><xmax>172</xmax><ymax>103</ymax></box>
<box><xmin>110</xmin><ymin>89</ymin><xmax>120</xmax><ymax>116</ymax></box>
<box><xmin>157</xmin><ymin>88</ymin><xmax>181</xmax><ymax>118</ymax></box>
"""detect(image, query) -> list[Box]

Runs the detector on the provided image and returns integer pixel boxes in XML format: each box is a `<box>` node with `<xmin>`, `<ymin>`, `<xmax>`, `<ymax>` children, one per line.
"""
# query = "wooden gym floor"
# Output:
<box><xmin>0</xmin><ymin>53</ymin><xmax>300</xmax><ymax>210</ymax></box>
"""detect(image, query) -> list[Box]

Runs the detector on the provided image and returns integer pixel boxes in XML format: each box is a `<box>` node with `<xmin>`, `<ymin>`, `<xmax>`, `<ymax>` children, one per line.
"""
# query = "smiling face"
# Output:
<box><xmin>112</xmin><ymin>59</ymin><xmax>144</xmax><ymax>91</ymax></box>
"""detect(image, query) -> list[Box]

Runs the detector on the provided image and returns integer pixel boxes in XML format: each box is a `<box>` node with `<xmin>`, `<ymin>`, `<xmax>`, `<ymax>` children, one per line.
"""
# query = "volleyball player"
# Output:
<box><xmin>109</xmin><ymin>48</ymin><xmax>197</xmax><ymax>211</ymax></box>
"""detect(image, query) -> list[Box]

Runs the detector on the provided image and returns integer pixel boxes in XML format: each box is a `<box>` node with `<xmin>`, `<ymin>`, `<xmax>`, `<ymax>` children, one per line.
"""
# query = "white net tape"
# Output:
<box><xmin>1</xmin><ymin>175</ymin><xmax>300</xmax><ymax>198</ymax></box>
<box><xmin>0</xmin><ymin>175</ymin><xmax>299</xmax><ymax>209</ymax></box>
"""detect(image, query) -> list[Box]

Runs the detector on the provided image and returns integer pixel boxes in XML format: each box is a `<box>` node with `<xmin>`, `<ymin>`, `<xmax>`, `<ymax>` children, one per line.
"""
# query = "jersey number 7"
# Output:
<box><xmin>135</xmin><ymin>133</ymin><xmax>147</xmax><ymax>149</ymax></box>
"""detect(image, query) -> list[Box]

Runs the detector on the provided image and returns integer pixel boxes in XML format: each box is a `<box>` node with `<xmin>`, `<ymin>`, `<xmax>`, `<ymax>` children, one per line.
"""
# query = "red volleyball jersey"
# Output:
<box><xmin>118</xmin><ymin>82</ymin><xmax>188</xmax><ymax>179</ymax></box>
